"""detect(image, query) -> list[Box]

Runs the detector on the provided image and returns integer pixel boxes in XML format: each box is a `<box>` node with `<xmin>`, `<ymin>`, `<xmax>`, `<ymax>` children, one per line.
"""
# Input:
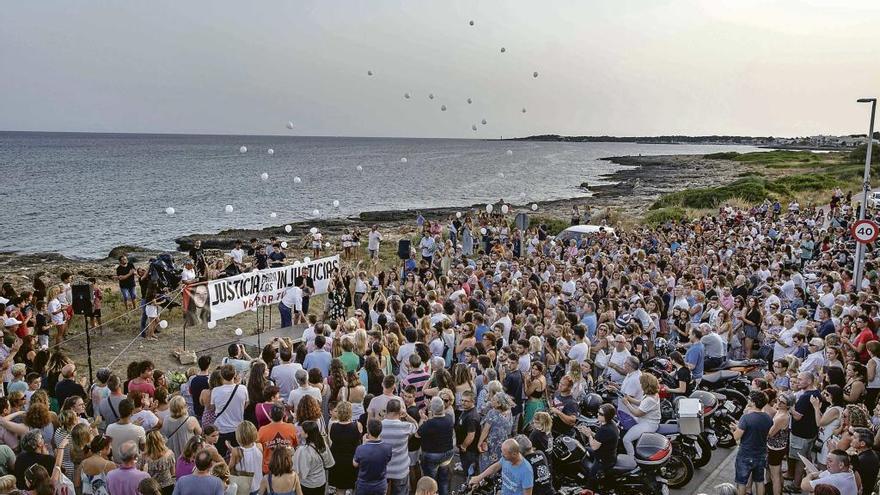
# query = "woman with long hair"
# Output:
<box><xmin>245</xmin><ymin>360</ymin><xmax>271</xmax><ymax>425</ymax></box>
<box><xmin>228</xmin><ymin>421</ymin><xmax>264</xmax><ymax>495</ymax></box>
<box><xmin>741</xmin><ymin>296</ymin><xmax>763</xmax><ymax>359</ymax></box>
<box><xmin>813</xmin><ymin>384</ymin><xmax>844</xmax><ymax>469</ymax></box>
<box><xmin>522</xmin><ymin>362</ymin><xmax>547</xmax><ymax>428</ymax></box>
<box><xmin>199</xmin><ymin>370</ymin><xmax>223</xmax><ymax>427</ymax></box>
<box><xmin>328</xmin><ymin>402</ymin><xmax>362</xmax><ymax>495</ymax></box>
<box><xmin>80</xmin><ymin>433</ymin><xmax>115</xmax><ymax>495</ymax></box>
<box><xmin>295</xmin><ymin>395</ymin><xmax>325</xmax><ymax>444</ymax></box>
<box><xmin>767</xmin><ymin>393</ymin><xmax>793</xmax><ymax>495</ymax></box>
<box><xmin>259</xmin><ymin>447</ymin><xmax>303</xmax><ymax>495</ymax></box>
<box><xmin>292</xmin><ymin>420</ymin><xmax>333</xmax><ymax>495</ymax></box>
<box><xmin>843</xmin><ymin>362</ymin><xmax>867</xmax><ymax>405</ymax></box>
<box><xmin>344</xmin><ymin>372</ymin><xmax>366</xmax><ymax>420</ymax></box>
<box><xmin>328</xmin><ymin>359</ymin><xmax>348</xmax><ymax>410</ymax></box>
<box><xmin>159</xmin><ymin>396</ymin><xmax>201</xmax><ymax>460</ymax></box>
<box><xmin>138</xmin><ymin>430</ymin><xmax>176</xmax><ymax>495</ymax></box>
<box><xmin>359</xmin><ymin>355</ymin><xmax>384</xmax><ymax>397</ymax></box>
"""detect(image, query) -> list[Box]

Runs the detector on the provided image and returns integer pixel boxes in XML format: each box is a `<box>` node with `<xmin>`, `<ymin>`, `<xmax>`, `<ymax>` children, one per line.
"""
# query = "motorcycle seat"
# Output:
<box><xmin>656</xmin><ymin>423</ymin><xmax>679</xmax><ymax>435</ymax></box>
<box><xmin>612</xmin><ymin>454</ymin><xmax>638</xmax><ymax>473</ymax></box>
<box><xmin>701</xmin><ymin>369</ymin><xmax>741</xmax><ymax>383</ymax></box>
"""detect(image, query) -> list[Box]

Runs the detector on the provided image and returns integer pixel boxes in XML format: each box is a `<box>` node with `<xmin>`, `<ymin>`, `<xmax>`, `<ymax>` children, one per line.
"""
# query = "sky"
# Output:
<box><xmin>2</xmin><ymin>0</ymin><xmax>879</xmax><ymax>139</ymax></box>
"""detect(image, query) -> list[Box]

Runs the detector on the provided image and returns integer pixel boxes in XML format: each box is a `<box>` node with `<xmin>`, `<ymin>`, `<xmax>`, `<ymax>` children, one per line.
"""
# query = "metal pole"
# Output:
<box><xmin>854</xmin><ymin>98</ymin><xmax>877</xmax><ymax>290</ymax></box>
<box><xmin>83</xmin><ymin>315</ymin><xmax>94</xmax><ymax>389</ymax></box>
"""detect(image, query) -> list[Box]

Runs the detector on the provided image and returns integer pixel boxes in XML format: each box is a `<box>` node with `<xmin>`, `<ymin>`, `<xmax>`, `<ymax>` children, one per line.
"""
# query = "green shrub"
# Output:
<box><xmin>849</xmin><ymin>144</ymin><xmax>880</xmax><ymax>164</ymax></box>
<box><xmin>704</xmin><ymin>152</ymin><xmax>740</xmax><ymax>160</ymax></box>
<box><xmin>644</xmin><ymin>207</ymin><xmax>687</xmax><ymax>225</ymax></box>
<box><xmin>532</xmin><ymin>216</ymin><xmax>570</xmax><ymax>235</ymax></box>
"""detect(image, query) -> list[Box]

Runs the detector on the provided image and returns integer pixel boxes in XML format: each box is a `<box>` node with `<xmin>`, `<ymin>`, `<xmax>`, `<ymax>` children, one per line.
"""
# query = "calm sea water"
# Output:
<box><xmin>0</xmin><ymin>132</ymin><xmax>760</xmax><ymax>259</ymax></box>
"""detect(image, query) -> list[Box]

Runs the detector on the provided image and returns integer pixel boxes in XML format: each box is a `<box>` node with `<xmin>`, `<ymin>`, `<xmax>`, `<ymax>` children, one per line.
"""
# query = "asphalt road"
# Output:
<box><xmin>671</xmin><ymin>444</ymin><xmax>738</xmax><ymax>495</ymax></box>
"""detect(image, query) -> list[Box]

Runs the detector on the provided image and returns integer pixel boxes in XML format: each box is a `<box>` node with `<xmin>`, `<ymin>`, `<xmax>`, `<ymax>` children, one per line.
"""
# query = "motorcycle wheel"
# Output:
<box><xmin>659</xmin><ymin>453</ymin><xmax>694</xmax><ymax>489</ymax></box>
<box><xmin>722</xmin><ymin>389</ymin><xmax>748</xmax><ymax>416</ymax></box>
<box><xmin>693</xmin><ymin>435</ymin><xmax>712</xmax><ymax>468</ymax></box>
<box><xmin>717</xmin><ymin>423</ymin><xmax>737</xmax><ymax>448</ymax></box>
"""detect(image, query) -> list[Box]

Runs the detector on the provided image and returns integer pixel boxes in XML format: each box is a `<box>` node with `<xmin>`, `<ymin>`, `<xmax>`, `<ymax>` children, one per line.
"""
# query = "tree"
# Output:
<box><xmin>849</xmin><ymin>143</ymin><xmax>880</xmax><ymax>163</ymax></box>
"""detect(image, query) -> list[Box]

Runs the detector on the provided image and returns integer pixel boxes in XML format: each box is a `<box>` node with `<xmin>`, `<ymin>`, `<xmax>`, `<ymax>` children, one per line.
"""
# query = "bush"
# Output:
<box><xmin>849</xmin><ymin>144</ymin><xmax>880</xmax><ymax>164</ymax></box>
<box><xmin>644</xmin><ymin>207</ymin><xmax>687</xmax><ymax>225</ymax></box>
<box><xmin>532</xmin><ymin>216</ymin><xmax>570</xmax><ymax>236</ymax></box>
<box><xmin>651</xmin><ymin>176</ymin><xmax>771</xmax><ymax>209</ymax></box>
<box><xmin>704</xmin><ymin>152</ymin><xmax>740</xmax><ymax>160</ymax></box>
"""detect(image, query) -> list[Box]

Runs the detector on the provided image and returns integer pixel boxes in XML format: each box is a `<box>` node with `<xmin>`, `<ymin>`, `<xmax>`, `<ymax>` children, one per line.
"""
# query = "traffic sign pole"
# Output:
<box><xmin>853</xmin><ymin>98</ymin><xmax>876</xmax><ymax>291</ymax></box>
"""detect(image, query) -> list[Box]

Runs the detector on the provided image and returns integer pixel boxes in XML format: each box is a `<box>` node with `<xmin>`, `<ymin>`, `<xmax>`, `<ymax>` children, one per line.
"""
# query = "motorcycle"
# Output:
<box><xmin>690</xmin><ymin>390</ymin><xmax>738</xmax><ymax>449</ymax></box>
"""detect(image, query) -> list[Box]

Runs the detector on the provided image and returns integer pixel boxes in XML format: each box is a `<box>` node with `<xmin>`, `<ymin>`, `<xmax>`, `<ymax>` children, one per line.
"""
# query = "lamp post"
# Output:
<box><xmin>853</xmin><ymin>98</ymin><xmax>877</xmax><ymax>290</ymax></box>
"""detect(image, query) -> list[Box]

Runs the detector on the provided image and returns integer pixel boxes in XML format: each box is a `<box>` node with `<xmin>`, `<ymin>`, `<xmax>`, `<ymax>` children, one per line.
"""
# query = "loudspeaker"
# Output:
<box><xmin>397</xmin><ymin>239</ymin><xmax>411</xmax><ymax>260</ymax></box>
<box><xmin>71</xmin><ymin>283</ymin><xmax>93</xmax><ymax>316</ymax></box>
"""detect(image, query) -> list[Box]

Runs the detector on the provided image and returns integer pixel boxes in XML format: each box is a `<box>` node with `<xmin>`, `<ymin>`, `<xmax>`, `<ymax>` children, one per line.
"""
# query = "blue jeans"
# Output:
<box><xmin>279</xmin><ymin>302</ymin><xmax>292</xmax><ymax>328</ymax></box>
<box><xmin>387</xmin><ymin>477</ymin><xmax>409</xmax><ymax>495</ymax></box>
<box><xmin>421</xmin><ymin>450</ymin><xmax>454</xmax><ymax>495</ymax></box>
<box><xmin>120</xmin><ymin>286</ymin><xmax>137</xmax><ymax>301</ymax></box>
<box><xmin>735</xmin><ymin>455</ymin><xmax>767</xmax><ymax>485</ymax></box>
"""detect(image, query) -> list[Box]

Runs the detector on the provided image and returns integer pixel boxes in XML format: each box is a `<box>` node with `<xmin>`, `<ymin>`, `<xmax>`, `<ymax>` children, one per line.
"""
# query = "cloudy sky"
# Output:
<box><xmin>2</xmin><ymin>0</ymin><xmax>878</xmax><ymax>138</ymax></box>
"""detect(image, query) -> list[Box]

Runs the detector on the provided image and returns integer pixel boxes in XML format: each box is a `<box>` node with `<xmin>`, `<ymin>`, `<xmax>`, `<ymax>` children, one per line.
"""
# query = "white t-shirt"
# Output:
<box><xmin>288</xmin><ymin>385</ymin><xmax>322</xmax><ymax>411</ymax></box>
<box><xmin>145</xmin><ymin>304</ymin><xmax>159</xmax><ymax>319</ymax></box>
<box><xmin>567</xmin><ymin>342</ymin><xmax>590</xmax><ymax>364</ymax></box>
<box><xmin>211</xmin><ymin>383</ymin><xmax>249</xmax><ymax>434</ymax></box>
<box><xmin>106</xmin><ymin>422</ymin><xmax>146</xmax><ymax>464</ymax></box>
<box><xmin>131</xmin><ymin>410</ymin><xmax>159</xmax><ymax>432</ymax></box>
<box><xmin>180</xmin><ymin>269</ymin><xmax>196</xmax><ymax>283</ymax></box>
<box><xmin>48</xmin><ymin>299</ymin><xmax>65</xmax><ymax>325</ymax></box>
<box><xmin>368</xmin><ymin>230</ymin><xmax>382</xmax><ymax>251</ymax></box>
<box><xmin>230</xmin><ymin>248</ymin><xmax>245</xmax><ymax>265</ymax></box>
<box><xmin>281</xmin><ymin>287</ymin><xmax>303</xmax><ymax>310</ymax></box>
<box><xmin>636</xmin><ymin>395</ymin><xmax>661</xmax><ymax>426</ymax></box>
<box><xmin>619</xmin><ymin>370</ymin><xmax>643</xmax><ymax>412</ymax></box>
<box><xmin>271</xmin><ymin>362</ymin><xmax>304</xmax><ymax>398</ymax></box>
<box><xmin>606</xmin><ymin>349</ymin><xmax>632</xmax><ymax>383</ymax></box>
<box><xmin>810</xmin><ymin>471</ymin><xmax>858</xmax><ymax>495</ymax></box>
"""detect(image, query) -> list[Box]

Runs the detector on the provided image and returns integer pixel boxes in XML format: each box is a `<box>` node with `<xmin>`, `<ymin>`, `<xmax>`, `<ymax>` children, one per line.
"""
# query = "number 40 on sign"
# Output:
<box><xmin>852</xmin><ymin>219</ymin><xmax>880</xmax><ymax>244</ymax></box>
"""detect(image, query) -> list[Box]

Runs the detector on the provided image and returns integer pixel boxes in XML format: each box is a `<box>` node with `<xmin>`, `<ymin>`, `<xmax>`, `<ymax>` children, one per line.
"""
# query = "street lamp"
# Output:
<box><xmin>853</xmin><ymin>97</ymin><xmax>876</xmax><ymax>290</ymax></box>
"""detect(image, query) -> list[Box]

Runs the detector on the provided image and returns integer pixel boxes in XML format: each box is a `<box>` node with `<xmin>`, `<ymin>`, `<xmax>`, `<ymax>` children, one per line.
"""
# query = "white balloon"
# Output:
<box><xmin>531</xmin><ymin>203</ymin><xmax>538</xmax><ymax>211</ymax></box>
<box><xmin>498</xmin><ymin>172</ymin><xmax>505</xmax><ymax>178</ymax></box>
<box><xmin>207</xmin><ymin>320</ymin><xmax>217</xmax><ymax>329</ymax></box>
<box><xmin>481</xmin><ymin>119</ymin><xmax>487</xmax><ymax>125</ymax></box>
<box><xmin>400</xmin><ymin>157</ymin><xmax>408</xmax><ymax>163</ymax></box>
<box><xmin>324</xmin><ymin>242</ymin><xmax>331</xmax><ymax>248</ymax></box>
<box><xmin>428</xmin><ymin>93</ymin><xmax>434</xmax><ymax>100</ymax></box>
<box><xmin>267</xmin><ymin>148</ymin><xmax>274</xmax><ymax>155</ymax></box>
<box><xmin>506</xmin><ymin>150</ymin><xmax>513</xmax><ymax>156</ymax></box>
<box><xmin>467</xmin><ymin>98</ymin><xmax>473</xmax><ymax>104</ymax></box>
<box><xmin>404</xmin><ymin>92</ymin><xmax>411</xmax><ymax>99</ymax></box>
<box><xmin>159</xmin><ymin>320</ymin><xmax>168</xmax><ymax>329</ymax></box>
<box><xmin>501</xmin><ymin>204</ymin><xmax>509</xmax><ymax>214</ymax></box>
<box><xmin>356</xmin><ymin>165</ymin><xmax>363</xmax><ymax>172</ymax></box>
<box><xmin>455</xmin><ymin>211</ymin><xmax>462</xmax><ymax>219</ymax></box>
<box><xmin>270</xmin><ymin>212</ymin><xmax>278</xmax><ymax>218</ymax></box>
<box><xmin>294</xmin><ymin>176</ymin><xmax>302</xmax><ymax>183</ymax></box>
<box><xmin>225</xmin><ymin>205</ymin><xmax>234</xmax><ymax>213</ymax></box>
<box><xmin>469</xmin><ymin>20</ymin><xmax>474</xmax><ymax>26</ymax></box>
<box><xmin>480</xmin><ymin>228</ymin><xmax>487</xmax><ymax>235</ymax></box>
<box><xmin>486</xmin><ymin>204</ymin><xmax>493</xmax><ymax>213</ymax></box>
<box><xmin>312</xmin><ymin>209</ymin><xmax>320</xmax><ymax>216</ymax></box>
<box><xmin>165</xmin><ymin>207</ymin><xmax>175</xmax><ymax>215</ymax></box>
<box><xmin>332</xmin><ymin>200</ymin><xmax>340</xmax><ymax>208</ymax></box>
<box><xmin>367</xmin><ymin>70</ymin><xmax>373</xmax><ymax>76</ymax></box>
<box><xmin>285</xmin><ymin>224</ymin><xmax>293</xmax><ymax>233</ymax></box>
<box><xmin>522</xmin><ymin>107</ymin><xmax>527</xmax><ymax>113</ymax></box>
<box><xmin>533</xmin><ymin>71</ymin><xmax>539</xmax><ymax>78</ymax></box>
<box><xmin>239</xmin><ymin>146</ymin><xmax>247</xmax><ymax>153</ymax></box>
<box><xmin>310</xmin><ymin>227</ymin><xmax>318</xmax><ymax>234</ymax></box>
<box><xmin>281</xmin><ymin>241</ymin><xmax>288</xmax><ymax>248</ymax></box>
<box><xmin>440</xmin><ymin>104</ymin><xmax>447</xmax><ymax>111</ymax></box>
<box><xmin>500</xmin><ymin>47</ymin><xmax>506</xmax><ymax>53</ymax></box>
<box><xmin>234</xmin><ymin>328</ymin><xmax>243</xmax><ymax>336</ymax></box>
<box><xmin>286</xmin><ymin>121</ymin><xmax>294</xmax><ymax>129</ymax></box>
<box><xmin>261</xmin><ymin>172</ymin><xmax>269</xmax><ymax>180</ymax></box>
<box><xmin>472</xmin><ymin>124</ymin><xmax>478</xmax><ymax>131</ymax></box>
<box><xmin>303</xmin><ymin>257</ymin><xmax>311</xmax><ymax>264</ymax></box>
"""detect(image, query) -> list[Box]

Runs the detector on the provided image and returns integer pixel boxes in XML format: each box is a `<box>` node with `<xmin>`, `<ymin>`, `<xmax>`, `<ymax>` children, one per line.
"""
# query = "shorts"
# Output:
<box><xmin>370</xmin><ymin>249</ymin><xmax>378</xmax><ymax>259</ymax></box>
<box><xmin>735</xmin><ymin>455</ymin><xmax>767</xmax><ymax>485</ymax></box>
<box><xmin>120</xmin><ymin>286</ymin><xmax>137</xmax><ymax>301</ymax></box>
<box><xmin>743</xmin><ymin>325</ymin><xmax>760</xmax><ymax>339</ymax></box>
<box><xmin>90</xmin><ymin>309</ymin><xmax>102</xmax><ymax>318</ymax></box>
<box><xmin>788</xmin><ymin>434</ymin><xmax>814</xmax><ymax>461</ymax></box>
<box><xmin>311</xmin><ymin>242</ymin><xmax>321</xmax><ymax>249</ymax></box>
<box><xmin>768</xmin><ymin>447</ymin><xmax>788</xmax><ymax>466</ymax></box>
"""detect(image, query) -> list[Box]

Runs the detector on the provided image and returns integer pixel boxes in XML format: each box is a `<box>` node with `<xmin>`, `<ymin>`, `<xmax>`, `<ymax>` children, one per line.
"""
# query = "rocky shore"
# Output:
<box><xmin>0</xmin><ymin>152</ymin><xmax>746</xmax><ymax>282</ymax></box>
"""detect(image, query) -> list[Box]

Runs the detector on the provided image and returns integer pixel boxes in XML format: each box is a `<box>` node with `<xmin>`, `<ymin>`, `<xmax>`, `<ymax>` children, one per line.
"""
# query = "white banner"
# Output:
<box><xmin>207</xmin><ymin>255</ymin><xmax>340</xmax><ymax>321</ymax></box>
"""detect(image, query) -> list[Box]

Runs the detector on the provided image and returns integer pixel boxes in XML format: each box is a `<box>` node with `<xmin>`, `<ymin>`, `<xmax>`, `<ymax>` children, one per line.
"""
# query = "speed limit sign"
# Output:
<box><xmin>852</xmin><ymin>219</ymin><xmax>880</xmax><ymax>244</ymax></box>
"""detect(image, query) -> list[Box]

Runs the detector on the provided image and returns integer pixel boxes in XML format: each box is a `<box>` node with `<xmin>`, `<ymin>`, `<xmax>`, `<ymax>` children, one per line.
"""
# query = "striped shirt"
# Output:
<box><xmin>402</xmin><ymin>371</ymin><xmax>431</xmax><ymax>407</ymax></box>
<box><xmin>380</xmin><ymin>419</ymin><xmax>418</xmax><ymax>480</ymax></box>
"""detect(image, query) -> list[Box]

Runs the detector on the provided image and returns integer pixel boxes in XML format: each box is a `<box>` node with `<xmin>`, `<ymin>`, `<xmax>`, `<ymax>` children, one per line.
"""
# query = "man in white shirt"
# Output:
<box><xmin>815</xmin><ymin>284</ymin><xmax>836</xmax><ymax>320</ymax></box>
<box><xmin>605</xmin><ymin>335</ymin><xmax>632</xmax><ymax>384</ymax></box>
<box><xmin>616</xmin><ymin>357</ymin><xmax>643</xmax><ymax>416</ymax></box>
<box><xmin>180</xmin><ymin>260</ymin><xmax>197</xmax><ymax>284</ymax></box>
<box><xmin>419</xmin><ymin>234</ymin><xmax>436</xmax><ymax>262</ymax></box>
<box><xmin>287</xmin><ymin>369</ymin><xmax>322</xmax><ymax>410</ymax></box>
<box><xmin>368</xmin><ymin>225</ymin><xmax>382</xmax><ymax>259</ymax></box>
<box><xmin>270</xmin><ymin>345</ymin><xmax>304</xmax><ymax>398</ymax></box>
<box><xmin>567</xmin><ymin>325</ymin><xmax>590</xmax><ymax>364</ymax></box>
<box><xmin>211</xmin><ymin>364</ymin><xmax>249</xmax><ymax>457</ymax></box>
<box><xmin>229</xmin><ymin>241</ymin><xmax>245</xmax><ymax>271</ymax></box>
<box><xmin>800</xmin><ymin>338</ymin><xmax>827</xmax><ymax>375</ymax></box>
<box><xmin>397</xmin><ymin>329</ymin><xmax>419</xmax><ymax>379</ymax></box>
<box><xmin>800</xmin><ymin>449</ymin><xmax>858</xmax><ymax>495</ymax></box>
<box><xmin>495</xmin><ymin>306</ymin><xmax>512</xmax><ymax>345</ymax></box>
<box><xmin>221</xmin><ymin>344</ymin><xmax>252</xmax><ymax>376</ymax></box>
<box><xmin>279</xmin><ymin>285</ymin><xmax>303</xmax><ymax>328</ymax></box>
<box><xmin>773</xmin><ymin>316</ymin><xmax>798</xmax><ymax>361</ymax></box>
<box><xmin>106</xmin><ymin>398</ymin><xmax>146</xmax><ymax>464</ymax></box>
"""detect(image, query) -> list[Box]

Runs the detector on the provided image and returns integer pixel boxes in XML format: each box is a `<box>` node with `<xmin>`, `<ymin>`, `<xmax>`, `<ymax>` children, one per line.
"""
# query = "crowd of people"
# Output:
<box><xmin>2</xmin><ymin>192</ymin><xmax>880</xmax><ymax>495</ymax></box>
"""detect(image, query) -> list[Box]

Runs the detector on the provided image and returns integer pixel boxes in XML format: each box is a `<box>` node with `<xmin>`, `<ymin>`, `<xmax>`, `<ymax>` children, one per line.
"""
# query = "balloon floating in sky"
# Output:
<box><xmin>498</xmin><ymin>172</ymin><xmax>505</xmax><ymax>178</ymax></box>
<box><xmin>522</xmin><ymin>107</ymin><xmax>527</xmax><ymax>113</ymax></box>
<box><xmin>400</xmin><ymin>157</ymin><xmax>408</xmax><ymax>163</ymax></box>
<box><xmin>267</xmin><ymin>148</ymin><xmax>274</xmax><ymax>155</ymax></box>
<box><xmin>506</xmin><ymin>150</ymin><xmax>513</xmax><ymax>156</ymax></box>
<box><xmin>481</xmin><ymin>119</ymin><xmax>487</xmax><ymax>125</ymax></box>
<box><xmin>261</xmin><ymin>172</ymin><xmax>269</xmax><ymax>181</ymax></box>
<box><xmin>286</xmin><ymin>121</ymin><xmax>294</xmax><ymax>129</ymax></box>
<box><xmin>293</xmin><ymin>176</ymin><xmax>302</xmax><ymax>183</ymax></box>
<box><xmin>469</xmin><ymin>20</ymin><xmax>474</xmax><ymax>26</ymax></box>
<box><xmin>159</xmin><ymin>320</ymin><xmax>168</xmax><ymax>329</ymax></box>
<box><xmin>234</xmin><ymin>328</ymin><xmax>243</xmax><ymax>336</ymax></box>
<box><xmin>404</xmin><ymin>92</ymin><xmax>411</xmax><ymax>99</ymax></box>
<box><xmin>165</xmin><ymin>207</ymin><xmax>175</xmax><ymax>216</ymax></box>
<box><xmin>312</xmin><ymin>209</ymin><xmax>320</xmax><ymax>217</ymax></box>
<box><xmin>285</xmin><ymin>224</ymin><xmax>292</xmax><ymax>233</ymax></box>
<box><xmin>533</xmin><ymin>71</ymin><xmax>539</xmax><ymax>78</ymax></box>
<box><xmin>440</xmin><ymin>104</ymin><xmax>447</xmax><ymax>111</ymax></box>
<box><xmin>472</xmin><ymin>124</ymin><xmax>478</xmax><ymax>131</ymax></box>
<box><xmin>356</xmin><ymin>165</ymin><xmax>363</xmax><ymax>172</ymax></box>
<box><xmin>225</xmin><ymin>205</ymin><xmax>234</xmax><ymax>213</ymax></box>
<box><xmin>239</xmin><ymin>146</ymin><xmax>247</xmax><ymax>153</ymax></box>
<box><xmin>207</xmin><ymin>320</ymin><xmax>217</xmax><ymax>329</ymax></box>
<box><xmin>367</xmin><ymin>70</ymin><xmax>373</xmax><ymax>76</ymax></box>
<box><xmin>531</xmin><ymin>203</ymin><xmax>538</xmax><ymax>211</ymax></box>
<box><xmin>455</xmin><ymin>211</ymin><xmax>462</xmax><ymax>219</ymax></box>
<box><xmin>332</xmin><ymin>200</ymin><xmax>340</xmax><ymax>208</ymax></box>
<box><xmin>500</xmin><ymin>47</ymin><xmax>506</xmax><ymax>53</ymax></box>
<box><xmin>324</xmin><ymin>242</ymin><xmax>331</xmax><ymax>248</ymax></box>
<box><xmin>428</xmin><ymin>93</ymin><xmax>434</xmax><ymax>100</ymax></box>
<box><xmin>480</xmin><ymin>228</ymin><xmax>487</xmax><ymax>235</ymax></box>
<box><xmin>309</xmin><ymin>227</ymin><xmax>318</xmax><ymax>234</ymax></box>
<box><xmin>270</xmin><ymin>212</ymin><xmax>277</xmax><ymax>218</ymax></box>
<box><xmin>467</xmin><ymin>98</ymin><xmax>473</xmax><ymax>104</ymax></box>
<box><xmin>486</xmin><ymin>204</ymin><xmax>493</xmax><ymax>213</ymax></box>
<box><xmin>303</xmin><ymin>257</ymin><xmax>311</xmax><ymax>264</ymax></box>
<box><xmin>501</xmin><ymin>204</ymin><xmax>509</xmax><ymax>214</ymax></box>
<box><xmin>281</xmin><ymin>241</ymin><xmax>288</xmax><ymax>248</ymax></box>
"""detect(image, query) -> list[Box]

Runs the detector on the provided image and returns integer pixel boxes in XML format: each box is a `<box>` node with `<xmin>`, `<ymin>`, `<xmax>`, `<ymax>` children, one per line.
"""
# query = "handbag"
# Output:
<box><xmin>229</xmin><ymin>447</ymin><xmax>255</xmax><ymax>495</ymax></box>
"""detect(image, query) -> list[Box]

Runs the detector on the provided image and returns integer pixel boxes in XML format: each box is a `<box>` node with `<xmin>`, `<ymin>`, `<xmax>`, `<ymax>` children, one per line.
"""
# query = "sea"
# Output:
<box><xmin>0</xmin><ymin>132</ymin><xmax>762</xmax><ymax>259</ymax></box>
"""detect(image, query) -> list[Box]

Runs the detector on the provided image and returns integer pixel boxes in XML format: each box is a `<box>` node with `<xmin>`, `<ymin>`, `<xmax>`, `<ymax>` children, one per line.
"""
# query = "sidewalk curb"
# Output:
<box><xmin>693</xmin><ymin>446</ymin><xmax>738</xmax><ymax>494</ymax></box>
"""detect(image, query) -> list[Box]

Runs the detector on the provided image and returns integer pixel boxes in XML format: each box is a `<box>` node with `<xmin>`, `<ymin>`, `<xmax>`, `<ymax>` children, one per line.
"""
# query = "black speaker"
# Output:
<box><xmin>71</xmin><ymin>283</ymin><xmax>93</xmax><ymax>316</ymax></box>
<box><xmin>397</xmin><ymin>239</ymin><xmax>411</xmax><ymax>260</ymax></box>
